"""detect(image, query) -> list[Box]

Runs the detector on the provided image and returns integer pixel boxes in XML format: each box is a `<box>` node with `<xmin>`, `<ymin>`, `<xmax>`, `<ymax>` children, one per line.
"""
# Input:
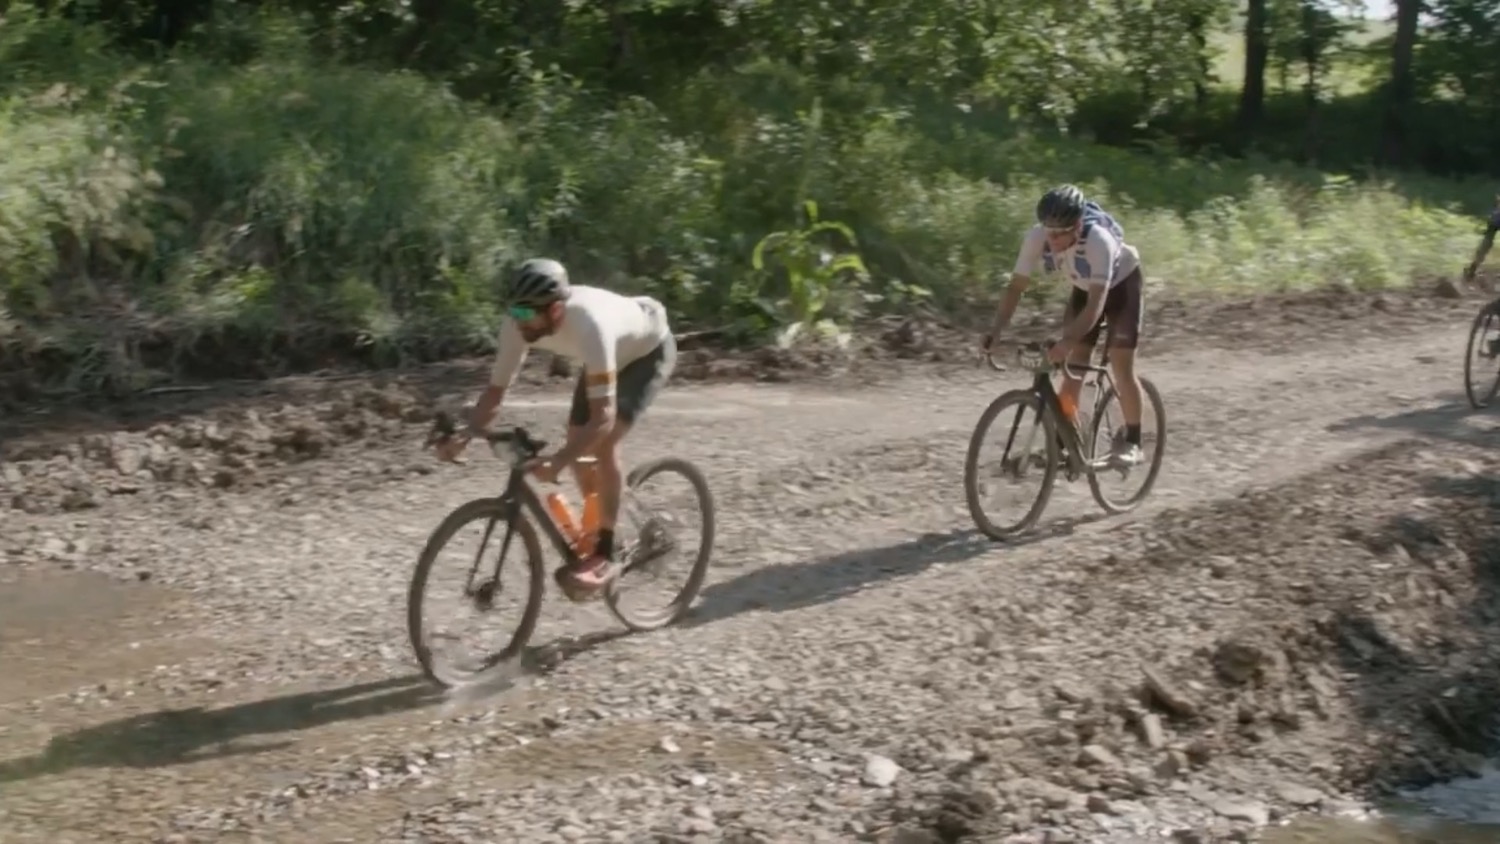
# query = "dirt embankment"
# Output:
<box><xmin>872</xmin><ymin>439</ymin><xmax>1500</xmax><ymax>843</ymax></box>
<box><xmin>0</xmin><ymin>280</ymin><xmax>1477</xmax><ymax>519</ymax></box>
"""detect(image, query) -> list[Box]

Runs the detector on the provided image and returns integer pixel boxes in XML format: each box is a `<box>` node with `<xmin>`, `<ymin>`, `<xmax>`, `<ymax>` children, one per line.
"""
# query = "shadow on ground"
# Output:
<box><xmin>683</xmin><ymin>513</ymin><xmax>1108</xmax><ymax>628</ymax></box>
<box><xmin>438</xmin><ymin>629</ymin><xmax>635</xmax><ymax>707</ymax></box>
<box><xmin>0</xmin><ymin>674</ymin><xmax>440</xmax><ymax>784</ymax></box>
<box><xmin>1326</xmin><ymin>393</ymin><xmax>1494</xmax><ymax>449</ymax></box>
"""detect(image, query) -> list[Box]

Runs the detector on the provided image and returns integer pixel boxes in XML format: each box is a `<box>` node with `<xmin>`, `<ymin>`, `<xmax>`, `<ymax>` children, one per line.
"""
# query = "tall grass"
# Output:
<box><xmin>0</xmin><ymin>14</ymin><xmax>1487</xmax><ymax>394</ymax></box>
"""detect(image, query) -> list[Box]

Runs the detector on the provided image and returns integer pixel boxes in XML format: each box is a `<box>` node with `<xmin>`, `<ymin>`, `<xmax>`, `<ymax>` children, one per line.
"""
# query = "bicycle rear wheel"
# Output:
<box><xmin>604</xmin><ymin>456</ymin><xmax>716</xmax><ymax>632</ymax></box>
<box><xmin>964</xmin><ymin>389</ymin><xmax>1060</xmax><ymax>540</ymax></box>
<box><xmin>1464</xmin><ymin>302</ymin><xmax>1500</xmax><ymax>409</ymax></box>
<box><xmin>407</xmin><ymin>498</ymin><xmax>546</xmax><ymax>688</ymax></box>
<box><xmin>1086</xmin><ymin>376</ymin><xmax>1167</xmax><ymax>514</ymax></box>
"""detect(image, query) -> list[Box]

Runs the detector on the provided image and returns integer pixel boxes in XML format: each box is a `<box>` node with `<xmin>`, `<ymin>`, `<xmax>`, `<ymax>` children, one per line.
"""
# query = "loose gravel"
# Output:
<box><xmin>2</xmin><ymin>285</ymin><xmax>1498</xmax><ymax>844</ymax></box>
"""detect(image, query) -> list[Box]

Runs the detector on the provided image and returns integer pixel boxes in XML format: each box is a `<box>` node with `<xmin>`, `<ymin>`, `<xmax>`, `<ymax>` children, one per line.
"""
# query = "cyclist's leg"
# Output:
<box><xmin>566</xmin><ymin>376</ymin><xmax>601</xmax><ymax>502</ymax></box>
<box><xmin>591</xmin><ymin>334</ymin><xmax>678</xmax><ymax>561</ymax></box>
<box><xmin>1103</xmin><ymin>269</ymin><xmax>1146</xmax><ymax>460</ymax></box>
<box><xmin>1059</xmin><ymin>288</ymin><xmax>1102</xmax><ymax>418</ymax></box>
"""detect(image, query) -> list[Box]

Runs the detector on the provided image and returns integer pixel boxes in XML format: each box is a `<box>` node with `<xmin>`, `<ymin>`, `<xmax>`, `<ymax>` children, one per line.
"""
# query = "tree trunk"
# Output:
<box><xmin>1189</xmin><ymin>9</ymin><xmax>1210</xmax><ymax>108</ymax></box>
<box><xmin>1236</xmin><ymin>0</ymin><xmax>1270</xmax><ymax>141</ymax></box>
<box><xmin>602</xmin><ymin>0</ymin><xmax>634</xmax><ymax>74</ymax></box>
<box><xmin>1377</xmin><ymin>0</ymin><xmax>1420</xmax><ymax>167</ymax></box>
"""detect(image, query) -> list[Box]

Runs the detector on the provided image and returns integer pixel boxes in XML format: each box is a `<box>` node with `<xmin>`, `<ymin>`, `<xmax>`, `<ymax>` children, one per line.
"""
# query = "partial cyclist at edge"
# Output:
<box><xmin>1461</xmin><ymin>194</ymin><xmax>1500</xmax><ymax>286</ymax></box>
<box><xmin>433</xmin><ymin>258</ymin><xmax>678</xmax><ymax>599</ymax></box>
<box><xmin>981</xmin><ymin>184</ymin><xmax>1149</xmax><ymax>468</ymax></box>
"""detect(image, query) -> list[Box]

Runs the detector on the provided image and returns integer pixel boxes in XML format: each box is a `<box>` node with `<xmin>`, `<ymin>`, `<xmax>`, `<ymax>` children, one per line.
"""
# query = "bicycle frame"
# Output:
<box><xmin>991</xmin><ymin>341</ymin><xmax>1117</xmax><ymax>479</ymax></box>
<box><xmin>449</xmin><ymin>427</ymin><xmax>590</xmax><ymax>599</ymax></box>
<box><xmin>422</xmin><ymin>409</ymin><xmax>674</xmax><ymax>603</ymax></box>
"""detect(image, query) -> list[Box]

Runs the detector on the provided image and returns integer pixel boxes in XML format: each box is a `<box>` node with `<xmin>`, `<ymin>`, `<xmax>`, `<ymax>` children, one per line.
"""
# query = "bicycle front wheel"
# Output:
<box><xmin>1086</xmin><ymin>376</ymin><xmax>1167</xmax><ymax>514</ymax></box>
<box><xmin>964</xmin><ymin>389</ymin><xmax>1060</xmax><ymax>540</ymax></box>
<box><xmin>407</xmin><ymin>498</ymin><xmax>546</xmax><ymax>688</ymax></box>
<box><xmin>1464</xmin><ymin>302</ymin><xmax>1500</xmax><ymax>409</ymax></box>
<box><xmin>604</xmin><ymin>456</ymin><xmax>716</xmax><ymax>632</ymax></box>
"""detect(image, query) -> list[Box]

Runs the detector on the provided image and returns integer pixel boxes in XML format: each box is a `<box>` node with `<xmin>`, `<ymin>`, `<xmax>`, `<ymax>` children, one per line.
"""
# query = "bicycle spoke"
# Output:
<box><xmin>998</xmin><ymin>404</ymin><xmax>1047</xmax><ymax>479</ymax></box>
<box><xmin>605</xmin><ymin>457</ymin><xmax>715</xmax><ymax>632</ymax></box>
<box><xmin>464</xmin><ymin>517</ymin><xmax>502</xmax><ymax>596</ymax></box>
<box><xmin>1087</xmin><ymin>378</ymin><xmax>1167</xmax><ymax>514</ymax></box>
<box><xmin>407</xmin><ymin>500</ymin><xmax>545</xmax><ymax>688</ymax></box>
<box><xmin>965</xmin><ymin>391</ymin><xmax>1059</xmax><ymax>539</ymax></box>
<box><xmin>1464</xmin><ymin>304</ymin><xmax>1500</xmax><ymax>409</ymax></box>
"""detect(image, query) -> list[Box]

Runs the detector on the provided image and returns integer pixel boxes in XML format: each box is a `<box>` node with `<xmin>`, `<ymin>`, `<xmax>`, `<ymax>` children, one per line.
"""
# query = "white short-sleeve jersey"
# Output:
<box><xmin>1013</xmin><ymin>223</ymin><xmax>1141</xmax><ymax>291</ymax></box>
<box><xmin>489</xmin><ymin>285</ymin><xmax>671</xmax><ymax>400</ymax></box>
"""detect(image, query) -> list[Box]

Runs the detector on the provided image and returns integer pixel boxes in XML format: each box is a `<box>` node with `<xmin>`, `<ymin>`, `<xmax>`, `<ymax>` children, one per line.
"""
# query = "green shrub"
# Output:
<box><xmin>0</xmin><ymin>12</ymin><xmax>1489</xmax><ymax>395</ymax></box>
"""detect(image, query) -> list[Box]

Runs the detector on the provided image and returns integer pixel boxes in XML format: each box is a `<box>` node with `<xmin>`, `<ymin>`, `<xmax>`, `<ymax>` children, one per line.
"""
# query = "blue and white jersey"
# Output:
<box><xmin>1013</xmin><ymin>208</ymin><xmax>1141</xmax><ymax>291</ymax></box>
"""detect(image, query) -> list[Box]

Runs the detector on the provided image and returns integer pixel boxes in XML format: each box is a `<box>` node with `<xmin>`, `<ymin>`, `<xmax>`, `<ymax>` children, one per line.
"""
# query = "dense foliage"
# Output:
<box><xmin>1</xmin><ymin>0</ymin><xmax>1496</xmax><ymax>393</ymax></box>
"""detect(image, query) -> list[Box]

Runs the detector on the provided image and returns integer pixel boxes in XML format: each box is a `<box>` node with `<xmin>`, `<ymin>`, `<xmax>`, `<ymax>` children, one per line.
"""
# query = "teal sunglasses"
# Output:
<box><xmin>507</xmin><ymin>305</ymin><xmax>538</xmax><ymax>321</ymax></box>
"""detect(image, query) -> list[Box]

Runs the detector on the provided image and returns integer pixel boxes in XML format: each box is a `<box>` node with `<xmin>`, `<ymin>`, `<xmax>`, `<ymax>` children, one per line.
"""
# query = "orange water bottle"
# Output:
<box><xmin>1057</xmin><ymin>392</ymin><xmax>1078</xmax><ymax>424</ymax></box>
<box><xmin>545</xmin><ymin>492</ymin><xmax>582</xmax><ymax>545</ymax></box>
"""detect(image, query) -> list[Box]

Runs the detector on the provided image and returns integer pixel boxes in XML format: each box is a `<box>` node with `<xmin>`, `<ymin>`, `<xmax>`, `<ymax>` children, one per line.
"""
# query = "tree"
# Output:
<box><xmin>1237</xmin><ymin>0</ymin><xmax>1272</xmax><ymax>139</ymax></box>
<box><xmin>1377</xmin><ymin>0</ymin><xmax>1422</xmax><ymax>165</ymax></box>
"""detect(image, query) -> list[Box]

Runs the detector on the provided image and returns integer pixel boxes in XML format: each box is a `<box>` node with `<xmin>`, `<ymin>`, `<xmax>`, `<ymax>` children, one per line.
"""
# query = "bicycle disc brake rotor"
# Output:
<box><xmin>998</xmin><ymin>452</ymin><xmax>1042</xmax><ymax>479</ymax></box>
<box><xmin>997</xmin><ymin>420</ymin><xmax>1049</xmax><ymax>478</ymax></box>
<box><xmin>627</xmin><ymin>516</ymin><xmax>678</xmax><ymax>576</ymax></box>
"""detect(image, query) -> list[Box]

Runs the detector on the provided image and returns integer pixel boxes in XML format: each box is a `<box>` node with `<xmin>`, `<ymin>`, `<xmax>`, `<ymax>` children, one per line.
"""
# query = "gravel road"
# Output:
<box><xmin>3</xmin><ymin>287</ymin><xmax>1499</xmax><ymax>843</ymax></box>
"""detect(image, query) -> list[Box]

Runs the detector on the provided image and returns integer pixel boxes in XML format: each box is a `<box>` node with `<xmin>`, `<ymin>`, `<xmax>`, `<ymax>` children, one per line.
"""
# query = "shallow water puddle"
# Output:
<box><xmin>0</xmin><ymin>567</ymin><xmax>202</xmax><ymax>704</ymax></box>
<box><xmin>1270</xmin><ymin>768</ymin><xmax>1500</xmax><ymax>843</ymax></box>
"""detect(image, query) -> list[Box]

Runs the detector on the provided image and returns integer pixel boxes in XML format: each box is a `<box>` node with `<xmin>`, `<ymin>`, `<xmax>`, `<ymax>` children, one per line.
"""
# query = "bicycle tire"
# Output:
<box><xmin>1464</xmin><ymin>302</ymin><xmax>1500</xmax><ymax>409</ymax></box>
<box><xmin>604</xmin><ymin>456</ymin><xmax>717</xmax><ymax>632</ymax></box>
<box><xmin>407</xmin><ymin>497</ymin><xmax>546</xmax><ymax>688</ymax></box>
<box><xmin>964</xmin><ymin>389</ymin><xmax>1060</xmax><ymax>540</ymax></box>
<box><xmin>1086</xmin><ymin>376</ymin><xmax>1168</xmax><ymax>514</ymax></box>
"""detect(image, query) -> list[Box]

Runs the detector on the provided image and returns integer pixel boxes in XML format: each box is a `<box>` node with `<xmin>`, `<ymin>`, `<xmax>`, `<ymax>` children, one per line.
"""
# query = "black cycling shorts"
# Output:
<box><xmin>568</xmin><ymin>333</ymin><xmax>678</xmax><ymax>427</ymax></box>
<box><xmin>1063</xmin><ymin>267</ymin><xmax>1145</xmax><ymax>350</ymax></box>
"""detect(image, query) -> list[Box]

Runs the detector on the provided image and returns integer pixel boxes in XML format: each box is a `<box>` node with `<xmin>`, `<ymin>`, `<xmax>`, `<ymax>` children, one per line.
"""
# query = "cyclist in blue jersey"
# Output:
<box><xmin>981</xmin><ymin>185</ymin><xmax>1148</xmax><ymax>467</ymax></box>
<box><xmin>1462</xmin><ymin>195</ymin><xmax>1500</xmax><ymax>284</ymax></box>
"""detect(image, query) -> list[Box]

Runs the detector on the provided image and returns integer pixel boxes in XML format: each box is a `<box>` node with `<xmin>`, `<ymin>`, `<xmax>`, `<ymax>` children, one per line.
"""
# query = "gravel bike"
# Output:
<box><xmin>964</xmin><ymin>337</ymin><xmax>1167</xmax><ymax>539</ymax></box>
<box><xmin>407</xmin><ymin>412</ymin><xmax>716</xmax><ymax>688</ymax></box>
<box><xmin>1463</xmin><ymin>295</ymin><xmax>1500</xmax><ymax>409</ymax></box>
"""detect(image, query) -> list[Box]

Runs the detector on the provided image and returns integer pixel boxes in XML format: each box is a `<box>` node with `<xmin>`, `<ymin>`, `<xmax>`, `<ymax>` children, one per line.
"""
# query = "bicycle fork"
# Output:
<box><xmin>998</xmin><ymin>388</ymin><xmax>1100</xmax><ymax>482</ymax></box>
<box><xmin>999</xmin><ymin>393</ymin><xmax>1065</xmax><ymax>477</ymax></box>
<box><xmin>465</xmin><ymin>499</ymin><xmax>523</xmax><ymax>611</ymax></box>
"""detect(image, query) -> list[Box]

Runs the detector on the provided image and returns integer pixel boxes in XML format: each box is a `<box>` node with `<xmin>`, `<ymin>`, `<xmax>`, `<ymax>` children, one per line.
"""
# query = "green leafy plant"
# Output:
<box><xmin>750</xmin><ymin>199</ymin><xmax>869</xmax><ymax>347</ymax></box>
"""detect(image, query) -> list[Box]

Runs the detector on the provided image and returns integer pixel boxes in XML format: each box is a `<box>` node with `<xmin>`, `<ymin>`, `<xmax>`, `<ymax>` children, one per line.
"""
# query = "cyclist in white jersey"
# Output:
<box><xmin>433</xmin><ymin>258</ymin><xmax>677</xmax><ymax>598</ymax></box>
<box><xmin>1462</xmin><ymin>194</ymin><xmax>1500</xmax><ymax>284</ymax></box>
<box><xmin>981</xmin><ymin>184</ymin><xmax>1148</xmax><ymax>467</ymax></box>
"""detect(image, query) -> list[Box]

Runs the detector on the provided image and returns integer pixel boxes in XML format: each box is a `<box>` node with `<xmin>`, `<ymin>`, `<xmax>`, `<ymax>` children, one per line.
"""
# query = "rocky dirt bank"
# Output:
<box><xmin>860</xmin><ymin>438</ymin><xmax>1500</xmax><ymax>843</ymax></box>
<box><xmin>0</xmin><ymin>280</ymin><xmax>1476</xmax><ymax>519</ymax></box>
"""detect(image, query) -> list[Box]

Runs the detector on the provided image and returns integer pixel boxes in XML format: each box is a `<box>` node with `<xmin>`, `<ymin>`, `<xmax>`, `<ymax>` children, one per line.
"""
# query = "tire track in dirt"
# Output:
<box><xmin>0</xmin><ymin>310</ymin><xmax>1494</xmax><ymax>842</ymax></box>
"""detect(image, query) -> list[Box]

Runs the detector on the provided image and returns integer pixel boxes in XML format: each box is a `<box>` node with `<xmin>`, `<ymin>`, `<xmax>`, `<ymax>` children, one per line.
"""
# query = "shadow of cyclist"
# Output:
<box><xmin>684</xmin><ymin>515</ymin><xmax>1106</xmax><ymax>628</ymax></box>
<box><xmin>0</xmin><ymin>674</ymin><xmax>439</xmax><ymax>784</ymax></box>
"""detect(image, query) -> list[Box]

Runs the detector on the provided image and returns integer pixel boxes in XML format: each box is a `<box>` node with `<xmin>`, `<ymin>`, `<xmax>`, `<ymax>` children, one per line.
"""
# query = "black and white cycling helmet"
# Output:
<box><xmin>509</xmin><ymin>258</ymin><xmax>571</xmax><ymax>307</ymax></box>
<box><xmin>1036</xmin><ymin>184</ymin><xmax>1086</xmax><ymax>228</ymax></box>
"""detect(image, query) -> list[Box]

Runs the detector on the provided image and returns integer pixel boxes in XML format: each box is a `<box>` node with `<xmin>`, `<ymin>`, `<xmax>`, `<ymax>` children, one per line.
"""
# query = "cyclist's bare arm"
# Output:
<box><xmin>1467</xmin><ymin>198</ymin><xmax>1500</xmax><ymax>280</ymax></box>
<box><xmin>992</xmin><ymin>226</ymin><xmax>1047</xmax><ymax>342</ymax></box>
<box><xmin>469</xmin><ymin>320</ymin><xmax>528</xmax><ymax>433</ymax></box>
<box><xmin>1063</xmin><ymin>283</ymin><xmax>1108</xmax><ymax>344</ymax></box>
<box><xmin>468</xmin><ymin>385</ymin><xmax>507</xmax><ymax>432</ymax></box>
<box><xmin>1469</xmin><ymin>226</ymin><xmax>1497</xmax><ymax>277</ymax></box>
<box><xmin>988</xmin><ymin>272</ymin><xmax>1031</xmax><ymax>339</ymax></box>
